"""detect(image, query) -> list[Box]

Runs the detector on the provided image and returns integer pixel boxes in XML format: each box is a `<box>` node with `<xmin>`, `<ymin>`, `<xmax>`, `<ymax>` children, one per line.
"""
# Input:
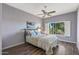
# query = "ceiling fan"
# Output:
<box><xmin>37</xmin><ymin>6</ymin><xmax>56</xmax><ymax>18</ymax></box>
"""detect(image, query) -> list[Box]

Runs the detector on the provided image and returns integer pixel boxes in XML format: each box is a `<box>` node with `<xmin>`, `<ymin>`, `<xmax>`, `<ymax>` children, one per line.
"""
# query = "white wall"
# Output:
<box><xmin>2</xmin><ymin>4</ymin><xmax>41</xmax><ymax>49</ymax></box>
<box><xmin>43</xmin><ymin>11</ymin><xmax>77</xmax><ymax>43</ymax></box>
<box><xmin>0</xmin><ymin>3</ymin><xmax>2</xmax><ymax>55</ymax></box>
<box><xmin>77</xmin><ymin>7</ymin><xmax>79</xmax><ymax>50</ymax></box>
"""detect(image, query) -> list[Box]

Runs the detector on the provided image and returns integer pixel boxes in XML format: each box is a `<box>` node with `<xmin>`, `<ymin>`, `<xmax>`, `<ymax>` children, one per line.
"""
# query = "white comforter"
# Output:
<box><xmin>26</xmin><ymin>35</ymin><xmax>58</xmax><ymax>55</ymax></box>
<box><xmin>38</xmin><ymin>35</ymin><xmax>58</xmax><ymax>54</ymax></box>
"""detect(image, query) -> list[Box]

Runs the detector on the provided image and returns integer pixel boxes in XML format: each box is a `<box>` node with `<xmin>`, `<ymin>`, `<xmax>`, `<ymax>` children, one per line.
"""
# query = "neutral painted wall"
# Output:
<box><xmin>43</xmin><ymin>11</ymin><xmax>77</xmax><ymax>43</ymax></box>
<box><xmin>77</xmin><ymin>7</ymin><xmax>79</xmax><ymax>50</ymax></box>
<box><xmin>0</xmin><ymin>3</ymin><xmax>2</xmax><ymax>55</ymax></box>
<box><xmin>2</xmin><ymin>4</ymin><xmax>41</xmax><ymax>49</ymax></box>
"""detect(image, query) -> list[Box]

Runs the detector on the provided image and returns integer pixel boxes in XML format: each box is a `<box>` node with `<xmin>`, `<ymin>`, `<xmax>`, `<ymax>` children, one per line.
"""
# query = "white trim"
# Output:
<box><xmin>58</xmin><ymin>39</ymin><xmax>76</xmax><ymax>44</ymax></box>
<box><xmin>2</xmin><ymin>40</ymin><xmax>76</xmax><ymax>50</ymax></box>
<box><xmin>2</xmin><ymin>42</ymin><xmax>24</xmax><ymax>50</ymax></box>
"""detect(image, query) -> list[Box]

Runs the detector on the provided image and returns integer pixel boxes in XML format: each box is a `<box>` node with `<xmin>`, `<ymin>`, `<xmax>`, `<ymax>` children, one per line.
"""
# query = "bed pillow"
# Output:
<box><xmin>31</xmin><ymin>30</ymin><xmax>41</xmax><ymax>37</ymax></box>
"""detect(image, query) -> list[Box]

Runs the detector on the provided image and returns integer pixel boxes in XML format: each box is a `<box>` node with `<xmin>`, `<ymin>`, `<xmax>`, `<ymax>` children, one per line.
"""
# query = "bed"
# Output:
<box><xmin>26</xmin><ymin>30</ymin><xmax>58</xmax><ymax>55</ymax></box>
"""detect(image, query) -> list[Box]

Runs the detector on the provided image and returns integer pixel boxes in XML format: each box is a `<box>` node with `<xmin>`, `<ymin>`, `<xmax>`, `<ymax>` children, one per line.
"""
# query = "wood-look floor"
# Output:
<box><xmin>2</xmin><ymin>41</ymin><xmax>79</xmax><ymax>55</ymax></box>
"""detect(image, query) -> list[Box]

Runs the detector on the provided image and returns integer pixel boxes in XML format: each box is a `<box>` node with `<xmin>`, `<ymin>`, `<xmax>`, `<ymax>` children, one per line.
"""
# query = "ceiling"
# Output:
<box><xmin>7</xmin><ymin>3</ymin><xmax>79</xmax><ymax>18</ymax></box>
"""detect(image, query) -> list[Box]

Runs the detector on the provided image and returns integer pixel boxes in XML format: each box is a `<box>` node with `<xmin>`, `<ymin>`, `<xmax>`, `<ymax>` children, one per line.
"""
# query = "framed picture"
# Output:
<box><xmin>26</xmin><ymin>22</ymin><xmax>36</xmax><ymax>30</ymax></box>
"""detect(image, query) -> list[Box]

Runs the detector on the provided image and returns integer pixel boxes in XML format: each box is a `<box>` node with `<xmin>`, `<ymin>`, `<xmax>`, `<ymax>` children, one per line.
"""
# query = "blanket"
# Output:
<box><xmin>26</xmin><ymin>35</ymin><xmax>58</xmax><ymax>55</ymax></box>
<box><xmin>38</xmin><ymin>35</ymin><xmax>58</xmax><ymax>54</ymax></box>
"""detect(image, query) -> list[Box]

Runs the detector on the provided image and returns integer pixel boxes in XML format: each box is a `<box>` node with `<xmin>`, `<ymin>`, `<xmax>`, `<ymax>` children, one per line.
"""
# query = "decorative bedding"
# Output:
<box><xmin>26</xmin><ymin>36</ymin><xmax>38</xmax><ymax>46</ymax></box>
<box><xmin>26</xmin><ymin>34</ymin><xmax>58</xmax><ymax>55</ymax></box>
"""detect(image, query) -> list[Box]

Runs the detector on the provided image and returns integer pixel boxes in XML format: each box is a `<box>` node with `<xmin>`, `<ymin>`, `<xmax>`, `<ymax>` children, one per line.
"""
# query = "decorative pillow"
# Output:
<box><xmin>30</xmin><ymin>30</ymin><xmax>41</xmax><ymax>37</ymax></box>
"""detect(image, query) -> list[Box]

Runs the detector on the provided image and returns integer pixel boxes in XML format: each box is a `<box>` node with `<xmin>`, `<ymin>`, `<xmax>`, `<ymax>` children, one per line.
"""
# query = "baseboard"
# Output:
<box><xmin>58</xmin><ymin>39</ymin><xmax>76</xmax><ymax>44</ymax></box>
<box><xmin>2</xmin><ymin>42</ymin><xmax>24</xmax><ymax>50</ymax></box>
<box><xmin>2</xmin><ymin>40</ymin><xmax>76</xmax><ymax>50</ymax></box>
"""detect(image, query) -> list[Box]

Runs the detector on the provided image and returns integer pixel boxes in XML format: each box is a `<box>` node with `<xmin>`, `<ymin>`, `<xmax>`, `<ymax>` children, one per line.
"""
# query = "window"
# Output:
<box><xmin>49</xmin><ymin>22</ymin><xmax>64</xmax><ymax>34</ymax></box>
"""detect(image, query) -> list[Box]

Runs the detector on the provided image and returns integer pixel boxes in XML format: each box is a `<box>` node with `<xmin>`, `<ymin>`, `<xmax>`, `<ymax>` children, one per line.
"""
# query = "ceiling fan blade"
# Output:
<box><xmin>37</xmin><ymin>14</ymin><xmax>43</xmax><ymax>15</ymax></box>
<box><xmin>48</xmin><ymin>11</ymin><xmax>56</xmax><ymax>14</ymax></box>
<box><xmin>42</xmin><ymin>14</ymin><xmax>46</xmax><ymax>18</ymax></box>
<box><xmin>47</xmin><ymin>14</ymin><xmax>52</xmax><ymax>16</ymax></box>
<box><xmin>41</xmin><ymin>10</ymin><xmax>46</xmax><ymax>14</ymax></box>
